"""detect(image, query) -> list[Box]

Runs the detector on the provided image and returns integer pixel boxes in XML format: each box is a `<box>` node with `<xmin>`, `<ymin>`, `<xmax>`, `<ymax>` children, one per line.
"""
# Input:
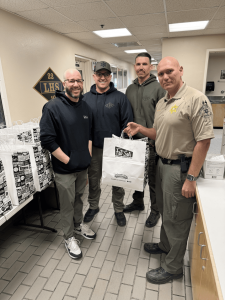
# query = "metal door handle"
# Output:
<box><xmin>192</xmin><ymin>202</ymin><xmax>197</xmax><ymax>215</ymax></box>
<box><xmin>200</xmin><ymin>245</ymin><xmax>207</xmax><ymax>260</ymax></box>
<box><xmin>197</xmin><ymin>232</ymin><xmax>203</xmax><ymax>246</ymax></box>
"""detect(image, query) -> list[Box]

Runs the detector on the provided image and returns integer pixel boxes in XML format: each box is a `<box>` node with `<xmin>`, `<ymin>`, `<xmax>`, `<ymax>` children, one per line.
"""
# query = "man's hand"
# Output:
<box><xmin>182</xmin><ymin>179</ymin><xmax>196</xmax><ymax>198</ymax></box>
<box><xmin>124</xmin><ymin>122</ymin><xmax>140</xmax><ymax>136</ymax></box>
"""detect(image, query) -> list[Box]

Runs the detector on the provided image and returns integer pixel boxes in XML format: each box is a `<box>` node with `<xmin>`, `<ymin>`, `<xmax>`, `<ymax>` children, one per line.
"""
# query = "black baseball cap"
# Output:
<box><xmin>95</xmin><ymin>61</ymin><xmax>111</xmax><ymax>73</ymax></box>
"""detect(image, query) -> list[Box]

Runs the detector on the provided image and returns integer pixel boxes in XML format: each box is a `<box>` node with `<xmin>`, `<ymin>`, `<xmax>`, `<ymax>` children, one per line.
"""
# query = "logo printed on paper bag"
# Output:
<box><xmin>115</xmin><ymin>147</ymin><xmax>133</xmax><ymax>158</ymax></box>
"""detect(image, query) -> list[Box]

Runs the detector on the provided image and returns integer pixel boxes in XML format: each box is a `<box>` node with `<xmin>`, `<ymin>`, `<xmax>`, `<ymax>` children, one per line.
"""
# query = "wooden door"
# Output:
<box><xmin>199</xmin><ymin>242</ymin><xmax>219</xmax><ymax>300</ymax></box>
<box><xmin>211</xmin><ymin>104</ymin><xmax>225</xmax><ymax>127</ymax></box>
<box><xmin>190</xmin><ymin>204</ymin><xmax>205</xmax><ymax>300</ymax></box>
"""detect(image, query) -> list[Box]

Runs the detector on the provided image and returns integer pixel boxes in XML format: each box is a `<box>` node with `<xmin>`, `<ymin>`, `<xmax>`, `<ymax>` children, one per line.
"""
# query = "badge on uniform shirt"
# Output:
<box><xmin>170</xmin><ymin>105</ymin><xmax>178</xmax><ymax>114</ymax></box>
<box><xmin>198</xmin><ymin>101</ymin><xmax>212</xmax><ymax>118</ymax></box>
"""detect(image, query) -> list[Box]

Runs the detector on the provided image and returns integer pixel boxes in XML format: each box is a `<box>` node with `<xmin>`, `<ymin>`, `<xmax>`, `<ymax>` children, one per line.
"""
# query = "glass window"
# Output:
<box><xmin>111</xmin><ymin>67</ymin><xmax>117</xmax><ymax>88</ymax></box>
<box><xmin>123</xmin><ymin>70</ymin><xmax>127</xmax><ymax>89</ymax></box>
<box><xmin>118</xmin><ymin>69</ymin><xmax>123</xmax><ymax>89</ymax></box>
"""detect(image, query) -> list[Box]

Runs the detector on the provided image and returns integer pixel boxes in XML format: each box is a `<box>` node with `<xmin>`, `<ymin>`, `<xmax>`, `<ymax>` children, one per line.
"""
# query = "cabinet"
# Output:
<box><xmin>211</xmin><ymin>104</ymin><xmax>225</xmax><ymax>127</ymax></box>
<box><xmin>188</xmin><ymin>191</ymin><xmax>221</xmax><ymax>300</ymax></box>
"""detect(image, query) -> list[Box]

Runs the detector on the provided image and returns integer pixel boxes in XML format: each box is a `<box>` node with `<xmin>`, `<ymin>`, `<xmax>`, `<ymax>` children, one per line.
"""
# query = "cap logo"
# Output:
<box><xmin>101</xmin><ymin>62</ymin><xmax>107</xmax><ymax>67</ymax></box>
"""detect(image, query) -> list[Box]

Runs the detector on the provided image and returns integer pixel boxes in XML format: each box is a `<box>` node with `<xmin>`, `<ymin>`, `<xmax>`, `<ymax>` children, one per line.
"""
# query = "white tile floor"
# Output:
<box><xmin>0</xmin><ymin>184</ymin><xmax>193</xmax><ymax>300</ymax></box>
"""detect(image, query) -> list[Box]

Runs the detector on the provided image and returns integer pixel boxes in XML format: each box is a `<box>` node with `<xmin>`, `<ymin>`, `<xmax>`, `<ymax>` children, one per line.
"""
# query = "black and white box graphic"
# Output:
<box><xmin>12</xmin><ymin>151</ymin><xmax>36</xmax><ymax>204</ymax></box>
<box><xmin>0</xmin><ymin>159</ymin><xmax>13</xmax><ymax>216</ymax></box>
<box><xmin>115</xmin><ymin>147</ymin><xmax>133</xmax><ymax>158</ymax></box>
<box><xmin>17</xmin><ymin>130</ymin><xmax>33</xmax><ymax>143</ymax></box>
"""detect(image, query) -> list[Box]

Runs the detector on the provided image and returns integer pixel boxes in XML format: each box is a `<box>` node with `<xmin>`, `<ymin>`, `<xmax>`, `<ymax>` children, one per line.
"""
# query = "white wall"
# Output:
<box><xmin>162</xmin><ymin>35</ymin><xmax>225</xmax><ymax>93</ymax></box>
<box><xmin>206</xmin><ymin>54</ymin><xmax>225</xmax><ymax>96</ymax></box>
<box><xmin>0</xmin><ymin>9</ymin><xmax>136</xmax><ymax>123</ymax></box>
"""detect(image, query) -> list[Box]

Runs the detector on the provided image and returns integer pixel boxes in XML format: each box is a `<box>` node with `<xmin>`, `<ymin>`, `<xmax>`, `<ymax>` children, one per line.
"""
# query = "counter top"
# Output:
<box><xmin>197</xmin><ymin>178</ymin><xmax>225</xmax><ymax>299</ymax></box>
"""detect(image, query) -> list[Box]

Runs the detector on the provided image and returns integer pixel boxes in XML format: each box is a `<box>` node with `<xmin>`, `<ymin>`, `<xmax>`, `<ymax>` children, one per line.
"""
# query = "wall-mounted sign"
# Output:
<box><xmin>33</xmin><ymin>68</ymin><xmax>63</xmax><ymax>101</ymax></box>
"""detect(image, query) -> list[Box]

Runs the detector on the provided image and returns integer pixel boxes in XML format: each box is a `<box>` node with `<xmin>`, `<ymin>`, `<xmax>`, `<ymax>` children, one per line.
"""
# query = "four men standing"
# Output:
<box><xmin>40</xmin><ymin>55</ymin><xmax>214</xmax><ymax>286</ymax></box>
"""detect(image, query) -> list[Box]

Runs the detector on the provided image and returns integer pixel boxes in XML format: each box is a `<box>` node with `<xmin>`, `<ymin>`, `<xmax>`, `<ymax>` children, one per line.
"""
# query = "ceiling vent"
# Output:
<box><xmin>112</xmin><ymin>41</ymin><xmax>142</xmax><ymax>48</ymax></box>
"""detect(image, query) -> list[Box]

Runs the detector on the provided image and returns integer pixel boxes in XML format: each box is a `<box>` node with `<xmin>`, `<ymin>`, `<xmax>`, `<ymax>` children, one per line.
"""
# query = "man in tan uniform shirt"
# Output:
<box><xmin>124</xmin><ymin>56</ymin><xmax>214</xmax><ymax>284</ymax></box>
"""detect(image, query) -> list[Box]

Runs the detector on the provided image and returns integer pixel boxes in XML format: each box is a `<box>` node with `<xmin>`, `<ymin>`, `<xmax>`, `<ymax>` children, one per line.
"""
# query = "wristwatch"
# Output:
<box><xmin>186</xmin><ymin>174</ymin><xmax>198</xmax><ymax>182</ymax></box>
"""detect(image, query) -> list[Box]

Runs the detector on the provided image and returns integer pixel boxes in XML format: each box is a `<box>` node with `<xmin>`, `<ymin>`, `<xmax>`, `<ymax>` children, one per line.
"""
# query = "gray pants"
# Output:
<box><xmin>156</xmin><ymin>158</ymin><xmax>195</xmax><ymax>274</ymax></box>
<box><xmin>54</xmin><ymin>169</ymin><xmax>87</xmax><ymax>240</ymax></box>
<box><xmin>133</xmin><ymin>145</ymin><xmax>159</xmax><ymax>214</ymax></box>
<box><xmin>88</xmin><ymin>146</ymin><xmax>125</xmax><ymax>213</ymax></box>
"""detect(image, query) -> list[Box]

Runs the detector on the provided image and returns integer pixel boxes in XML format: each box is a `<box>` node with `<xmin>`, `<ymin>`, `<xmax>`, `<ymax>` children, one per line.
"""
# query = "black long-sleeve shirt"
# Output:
<box><xmin>40</xmin><ymin>90</ymin><xmax>92</xmax><ymax>174</ymax></box>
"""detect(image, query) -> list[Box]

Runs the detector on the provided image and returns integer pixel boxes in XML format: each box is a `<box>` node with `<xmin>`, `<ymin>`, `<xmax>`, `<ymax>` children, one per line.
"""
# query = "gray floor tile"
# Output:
<box><xmin>36</xmin><ymin>290</ymin><xmax>52</xmax><ymax>300</ymax></box>
<box><xmin>86</xmin><ymin>242</ymin><xmax>100</xmax><ymax>257</ymax></box>
<box><xmin>90</xmin><ymin>279</ymin><xmax>108</xmax><ymax>300</ymax></box>
<box><xmin>99</xmin><ymin>260</ymin><xmax>114</xmax><ymax>280</ymax></box>
<box><xmin>113</xmin><ymin>254</ymin><xmax>127</xmax><ymax>273</ymax></box>
<box><xmin>18</xmin><ymin>246</ymin><xmax>37</xmax><ymax>263</ymax></box>
<box><xmin>127</xmin><ymin>248</ymin><xmax>140</xmax><ymax>265</ymax></box>
<box><xmin>105</xmin><ymin>225</ymin><xmax>117</xmax><ymax>238</ymax></box>
<box><xmin>77</xmin><ymin>286</ymin><xmax>92</xmax><ymax>300</ymax></box>
<box><xmin>158</xmin><ymin>282</ymin><xmax>172</xmax><ymax>300</ymax></box>
<box><xmin>106</xmin><ymin>245</ymin><xmax>119</xmax><ymax>261</ymax></box>
<box><xmin>23</xmin><ymin>265</ymin><xmax>43</xmax><ymax>286</ymax></box>
<box><xmin>2</xmin><ymin>261</ymin><xmax>23</xmax><ymax>281</ymax></box>
<box><xmin>0</xmin><ymin>268</ymin><xmax>7</xmax><ymax>279</ymax></box>
<box><xmin>40</xmin><ymin>258</ymin><xmax>59</xmax><ymax>278</ymax></box>
<box><xmin>133</xmin><ymin>276</ymin><xmax>146</xmax><ymax>300</ymax></box>
<box><xmin>25</xmin><ymin>276</ymin><xmax>48</xmax><ymax>299</ymax></box>
<box><xmin>112</xmin><ymin>232</ymin><xmax>124</xmax><ymax>246</ymax></box>
<box><xmin>83</xmin><ymin>267</ymin><xmax>100</xmax><ymax>288</ymax></box>
<box><xmin>20</xmin><ymin>255</ymin><xmax>40</xmax><ymax>273</ymax></box>
<box><xmin>185</xmin><ymin>286</ymin><xmax>193</xmax><ymax>300</ymax></box>
<box><xmin>173</xmin><ymin>276</ymin><xmax>185</xmax><ymax>297</ymax></box>
<box><xmin>123</xmin><ymin>227</ymin><xmax>135</xmax><ymax>241</ymax></box>
<box><xmin>37</xmin><ymin>249</ymin><xmax>54</xmax><ymax>267</ymax></box>
<box><xmin>99</xmin><ymin>237</ymin><xmax>112</xmax><ymax>252</ymax></box>
<box><xmin>61</xmin><ymin>263</ymin><xmax>79</xmax><ymax>283</ymax></box>
<box><xmin>136</xmin><ymin>258</ymin><xmax>149</xmax><ymax>277</ymax></box>
<box><xmin>145</xmin><ymin>289</ymin><xmax>158</xmax><ymax>300</ymax></box>
<box><xmin>122</xmin><ymin>265</ymin><xmax>136</xmax><ymax>285</ymax></box>
<box><xmin>92</xmin><ymin>251</ymin><xmax>107</xmax><ymax>268</ymax></box>
<box><xmin>184</xmin><ymin>266</ymin><xmax>191</xmax><ymax>287</ymax></box>
<box><xmin>131</xmin><ymin>234</ymin><xmax>142</xmax><ymax>250</ymax></box>
<box><xmin>66</xmin><ymin>274</ymin><xmax>85</xmax><ymax>297</ymax></box>
<box><xmin>99</xmin><ymin>218</ymin><xmax>111</xmax><ymax>230</ymax></box>
<box><xmin>56</xmin><ymin>252</ymin><xmax>72</xmax><ymax>271</ymax></box>
<box><xmin>119</xmin><ymin>240</ymin><xmax>131</xmax><ymax>255</ymax></box>
<box><xmin>1</xmin><ymin>251</ymin><xmax>22</xmax><ymax>269</ymax></box>
<box><xmin>52</xmin><ymin>243</ymin><xmax>65</xmax><ymax>260</ymax></box>
<box><xmin>107</xmin><ymin>271</ymin><xmax>123</xmax><ymax>294</ymax></box>
<box><xmin>0</xmin><ymin>293</ymin><xmax>11</xmax><ymax>300</ymax></box>
<box><xmin>3</xmin><ymin>272</ymin><xmax>26</xmax><ymax>295</ymax></box>
<box><xmin>0</xmin><ymin>243</ymin><xmax>21</xmax><ymax>258</ymax></box>
<box><xmin>9</xmin><ymin>285</ymin><xmax>30</xmax><ymax>300</ymax></box>
<box><xmin>117</xmin><ymin>284</ymin><xmax>132</xmax><ymax>300</ymax></box>
<box><xmin>0</xmin><ymin>279</ymin><xmax>9</xmax><ymax>293</ymax></box>
<box><xmin>77</xmin><ymin>257</ymin><xmax>93</xmax><ymax>275</ymax></box>
<box><xmin>173</xmin><ymin>296</ymin><xmax>185</xmax><ymax>300</ymax></box>
<box><xmin>94</xmin><ymin>229</ymin><xmax>106</xmax><ymax>243</ymax></box>
<box><xmin>44</xmin><ymin>269</ymin><xmax>64</xmax><ymax>291</ymax></box>
<box><xmin>104</xmin><ymin>292</ymin><xmax>117</xmax><ymax>300</ymax></box>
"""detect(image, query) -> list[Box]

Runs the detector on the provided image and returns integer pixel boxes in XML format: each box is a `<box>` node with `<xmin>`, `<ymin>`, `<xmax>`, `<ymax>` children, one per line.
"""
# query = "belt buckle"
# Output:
<box><xmin>167</xmin><ymin>159</ymin><xmax>172</xmax><ymax>164</ymax></box>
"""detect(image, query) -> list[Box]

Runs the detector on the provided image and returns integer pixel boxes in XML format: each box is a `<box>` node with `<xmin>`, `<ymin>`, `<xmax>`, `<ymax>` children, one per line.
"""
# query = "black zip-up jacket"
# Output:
<box><xmin>40</xmin><ymin>90</ymin><xmax>92</xmax><ymax>174</ymax></box>
<box><xmin>83</xmin><ymin>82</ymin><xmax>133</xmax><ymax>148</ymax></box>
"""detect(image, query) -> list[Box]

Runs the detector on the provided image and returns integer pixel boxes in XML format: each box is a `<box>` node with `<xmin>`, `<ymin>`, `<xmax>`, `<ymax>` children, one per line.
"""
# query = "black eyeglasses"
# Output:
<box><xmin>95</xmin><ymin>72</ymin><xmax>111</xmax><ymax>78</ymax></box>
<box><xmin>65</xmin><ymin>79</ymin><xmax>84</xmax><ymax>85</ymax></box>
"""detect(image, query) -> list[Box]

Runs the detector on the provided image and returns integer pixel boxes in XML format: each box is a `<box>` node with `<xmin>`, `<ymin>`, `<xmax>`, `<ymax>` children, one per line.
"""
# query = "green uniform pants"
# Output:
<box><xmin>54</xmin><ymin>169</ymin><xmax>87</xmax><ymax>240</ymax></box>
<box><xmin>88</xmin><ymin>146</ymin><xmax>125</xmax><ymax>213</ymax></box>
<box><xmin>156</xmin><ymin>158</ymin><xmax>195</xmax><ymax>274</ymax></box>
<box><xmin>133</xmin><ymin>145</ymin><xmax>159</xmax><ymax>214</ymax></box>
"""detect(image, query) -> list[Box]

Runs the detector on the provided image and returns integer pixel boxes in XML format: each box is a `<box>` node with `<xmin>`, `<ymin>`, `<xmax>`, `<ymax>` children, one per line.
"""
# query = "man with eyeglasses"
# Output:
<box><xmin>40</xmin><ymin>68</ymin><xmax>96</xmax><ymax>260</ymax></box>
<box><xmin>83</xmin><ymin>61</ymin><xmax>133</xmax><ymax>226</ymax></box>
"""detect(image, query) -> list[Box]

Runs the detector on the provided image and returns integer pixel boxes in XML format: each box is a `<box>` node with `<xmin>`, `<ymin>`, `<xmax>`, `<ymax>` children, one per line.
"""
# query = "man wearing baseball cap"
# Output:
<box><xmin>83</xmin><ymin>61</ymin><xmax>133</xmax><ymax>226</ymax></box>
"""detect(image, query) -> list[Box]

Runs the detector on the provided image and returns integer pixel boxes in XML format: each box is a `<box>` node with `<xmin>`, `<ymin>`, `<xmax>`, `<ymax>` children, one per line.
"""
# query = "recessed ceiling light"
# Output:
<box><xmin>152</xmin><ymin>61</ymin><xmax>158</xmax><ymax>65</ymax></box>
<box><xmin>124</xmin><ymin>49</ymin><xmax>147</xmax><ymax>53</ymax></box>
<box><xmin>93</xmin><ymin>28</ymin><xmax>131</xmax><ymax>38</ymax></box>
<box><xmin>169</xmin><ymin>21</ymin><xmax>209</xmax><ymax>32</ymax></box>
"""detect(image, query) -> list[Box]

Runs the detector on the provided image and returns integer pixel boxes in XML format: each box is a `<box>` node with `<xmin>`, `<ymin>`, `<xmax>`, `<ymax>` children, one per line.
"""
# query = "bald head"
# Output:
<box><xmin>63</xmin><ymin>68</ymin><xmax>81</xmax><ymax>81</ymax></box>
<box><xmin>157</xmin><ymin>56</ymin><xmax>183</xmax><ymax>98</ymax></box>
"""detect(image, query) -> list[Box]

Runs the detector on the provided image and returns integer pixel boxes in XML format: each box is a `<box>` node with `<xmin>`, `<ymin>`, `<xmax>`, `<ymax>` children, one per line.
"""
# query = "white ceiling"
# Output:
<box><xmin>0</xmin><ymin>0</ymin><xmax>225</xmax><ymax>64</ymax></box>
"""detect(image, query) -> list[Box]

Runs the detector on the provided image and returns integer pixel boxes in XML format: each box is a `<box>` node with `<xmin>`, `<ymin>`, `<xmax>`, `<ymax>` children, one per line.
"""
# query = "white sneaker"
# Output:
<box><xmin>65</xmin><ymin>236</ymin><xmax>82</xmax><ymax>259</ymax></box>
<box><xmin>75</xmin><ymin>223</ymin><xmax>96</xmax><ymax>240</ymax></box>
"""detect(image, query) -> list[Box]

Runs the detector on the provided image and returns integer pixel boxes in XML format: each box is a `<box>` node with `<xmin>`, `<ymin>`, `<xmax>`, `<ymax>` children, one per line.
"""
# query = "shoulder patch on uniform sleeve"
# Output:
<box><xmin>197</xmin><ymin>100</ymin><xmax>212</xmax><ymax>118</ymax></box>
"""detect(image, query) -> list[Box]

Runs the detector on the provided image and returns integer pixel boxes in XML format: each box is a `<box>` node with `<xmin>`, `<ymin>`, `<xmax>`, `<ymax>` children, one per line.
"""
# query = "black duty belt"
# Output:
<box><xmin>160</xmin><ymin>156</ymin><xmax>192</xmax><ymax>165</ymax></box>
